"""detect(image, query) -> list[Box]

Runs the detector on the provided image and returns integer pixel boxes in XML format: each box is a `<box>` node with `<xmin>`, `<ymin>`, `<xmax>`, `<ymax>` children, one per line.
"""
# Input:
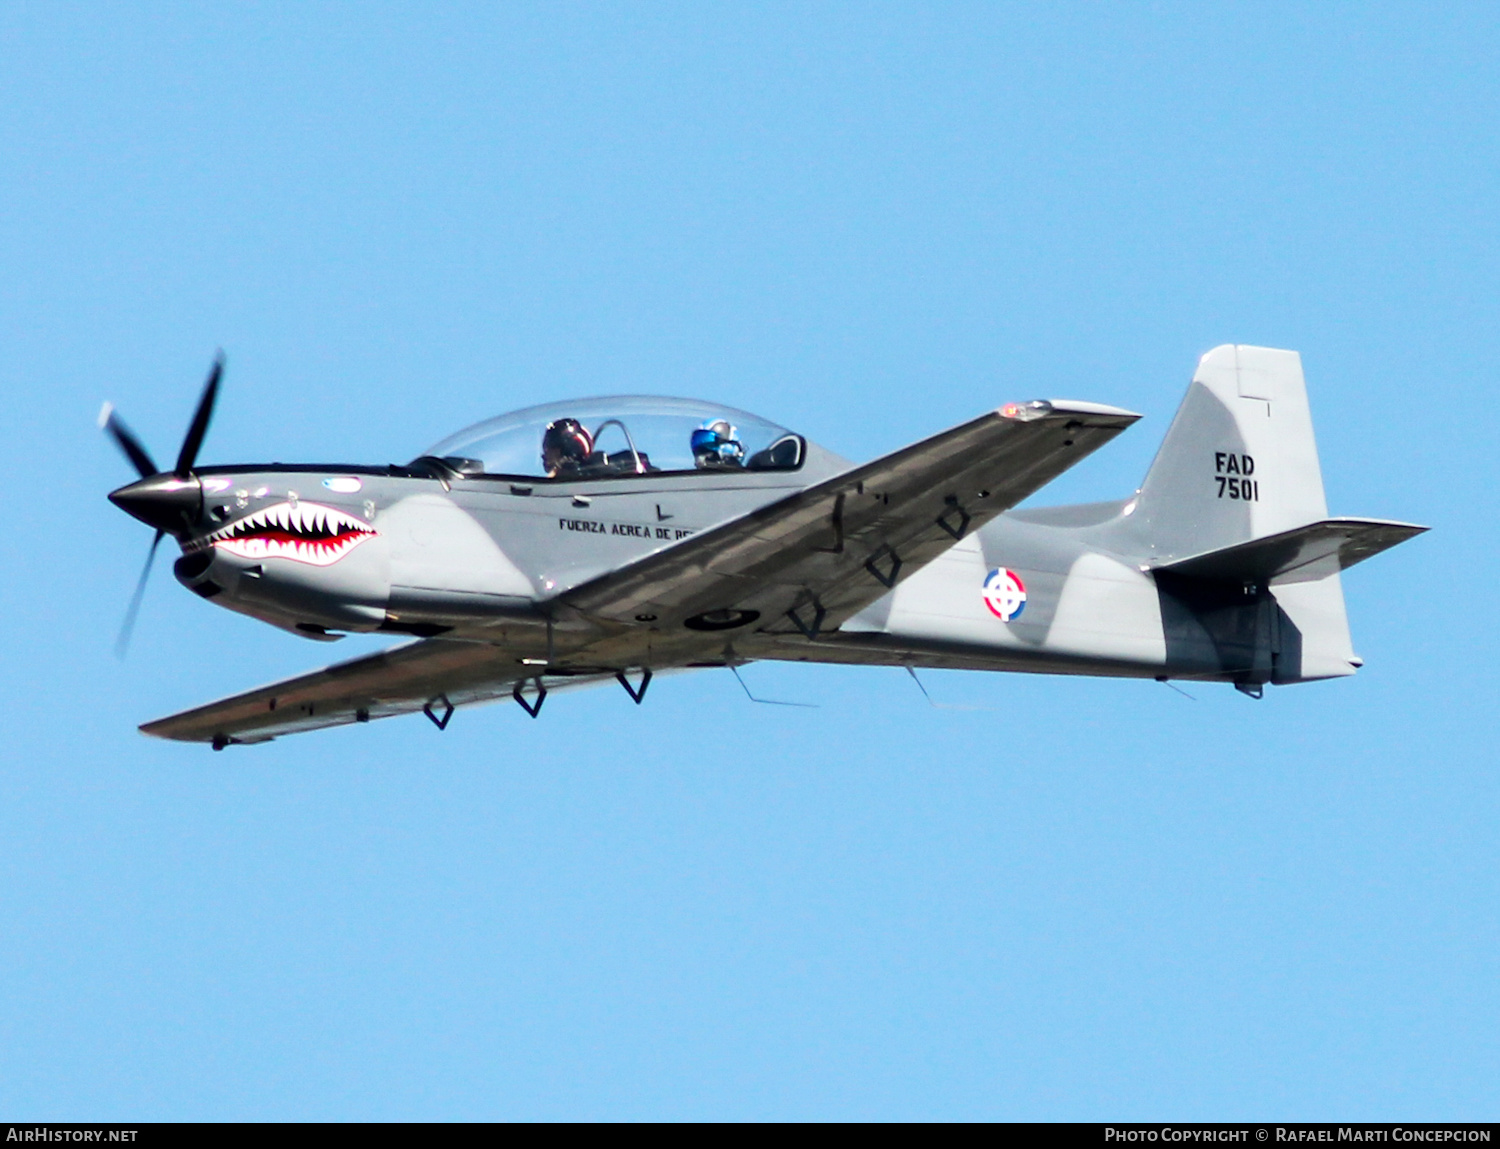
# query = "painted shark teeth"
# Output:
<box><xmin>196</xmin><ymin>500</ymin><xmax>377</xmax><ymax>567</ymax></box>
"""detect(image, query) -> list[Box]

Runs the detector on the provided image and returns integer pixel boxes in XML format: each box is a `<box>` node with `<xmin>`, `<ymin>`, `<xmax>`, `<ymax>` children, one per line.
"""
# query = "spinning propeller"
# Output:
<box><xmin>100</xmin><ymin>353</ymin><xmax>224</xmax><ymax>656</ymax></box>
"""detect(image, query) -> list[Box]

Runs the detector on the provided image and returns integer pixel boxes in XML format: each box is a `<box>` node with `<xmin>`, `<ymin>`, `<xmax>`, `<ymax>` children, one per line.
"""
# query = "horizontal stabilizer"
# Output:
<box><xmin>1153</xmin><ymin>517</ymin><xmax>1428</xmax><ymax>585</ymax></box>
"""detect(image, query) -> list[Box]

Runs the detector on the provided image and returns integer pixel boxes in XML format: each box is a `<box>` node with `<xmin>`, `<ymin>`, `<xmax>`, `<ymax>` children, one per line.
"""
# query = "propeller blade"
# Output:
<box><xmin>97</xmin><ymin>402</ymin><xmax>159</xmax><ymax>479</ymax></box>
<box><xmin>115</xmin><ymin>529</ymin><xmax>165</xmax><ymax>659</ymax></box>
<box><xmin>174</xmin><ymin>352</ymin><xmax>223</xmax><ymax>477</ymax></box>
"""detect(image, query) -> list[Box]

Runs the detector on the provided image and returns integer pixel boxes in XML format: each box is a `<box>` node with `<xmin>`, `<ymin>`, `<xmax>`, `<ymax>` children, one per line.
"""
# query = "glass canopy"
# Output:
<box><xmin>422</xmin><ymin>396</ymin><xmax>804</xmax><ymax>480</ymax></box>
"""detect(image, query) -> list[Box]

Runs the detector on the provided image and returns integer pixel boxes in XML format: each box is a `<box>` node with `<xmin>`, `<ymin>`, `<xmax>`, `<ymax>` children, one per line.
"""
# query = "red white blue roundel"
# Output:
<box><xmin>982</xmin><ymin>567</ymin><xmax>1027</xmax><ymax>622</ymax></box>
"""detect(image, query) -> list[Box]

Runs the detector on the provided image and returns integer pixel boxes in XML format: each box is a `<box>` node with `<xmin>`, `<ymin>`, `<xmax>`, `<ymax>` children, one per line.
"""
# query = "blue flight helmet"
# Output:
<box><xmin>691</xmin><ymin>418</ymin><xmax>744</xmax><ymax>468</ymax></box>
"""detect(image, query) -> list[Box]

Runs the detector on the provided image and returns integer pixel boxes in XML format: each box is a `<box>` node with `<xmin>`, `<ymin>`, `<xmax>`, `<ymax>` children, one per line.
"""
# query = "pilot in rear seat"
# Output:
<box><xmin>692</xmin><ymin>419</ymin><xmax>744</xmax><ymax>469</ymax></box>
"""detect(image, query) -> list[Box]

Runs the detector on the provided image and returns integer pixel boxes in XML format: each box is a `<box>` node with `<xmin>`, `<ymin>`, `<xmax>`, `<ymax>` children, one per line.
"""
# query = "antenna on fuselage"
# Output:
<box><xmin>902</xmin><ymin>664</ymin><xmax>1000</xmax><ymax>712</ymax></box>
<box><xmin>1155</xmin><ymin>675</ymin><xmax>1197</xmax><ymax>701</ymax></box>
<box><xmin>729</xmin><ymin>664</ymin><xmax>817</xmax><ymax>708</ymax></box>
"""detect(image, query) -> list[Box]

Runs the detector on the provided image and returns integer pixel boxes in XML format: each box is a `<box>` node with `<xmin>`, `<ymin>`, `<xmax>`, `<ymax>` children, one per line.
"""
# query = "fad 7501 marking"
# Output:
<box><xmin>1214</xmin><ymin>452</ymin><xmax>1258</xmax><ymax>501</ymax></box>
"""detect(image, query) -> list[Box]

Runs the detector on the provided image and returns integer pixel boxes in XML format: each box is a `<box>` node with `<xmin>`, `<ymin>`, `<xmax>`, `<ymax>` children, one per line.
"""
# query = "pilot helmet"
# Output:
<box><xmin>691</xmin><ymin>418</ymin><xmax>744</xmax><ymax>467</ymax></box>
<box><xmin>542</xmin><ymin>418</ymin><xmax>593</xmax><ymax>475</ymax></box>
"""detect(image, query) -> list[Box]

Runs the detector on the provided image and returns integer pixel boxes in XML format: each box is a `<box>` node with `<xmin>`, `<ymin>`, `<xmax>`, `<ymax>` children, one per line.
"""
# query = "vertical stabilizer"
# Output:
<box><xmin>1135</xmin><ymin>345</ymin><xmax>1328</xmax><ymax>560</ymax></box>
<box><xmin>1134</xmin><ymin>345</ymin><xmax>1356</xmax><ymax>683</ymax></box>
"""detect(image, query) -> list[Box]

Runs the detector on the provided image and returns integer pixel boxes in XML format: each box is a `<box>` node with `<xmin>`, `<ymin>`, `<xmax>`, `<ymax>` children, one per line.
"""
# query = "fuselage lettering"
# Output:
<box><xmin>558</xmin><ymin>517</ymin><xmax>695</xmax><ymax>541</ymax></box>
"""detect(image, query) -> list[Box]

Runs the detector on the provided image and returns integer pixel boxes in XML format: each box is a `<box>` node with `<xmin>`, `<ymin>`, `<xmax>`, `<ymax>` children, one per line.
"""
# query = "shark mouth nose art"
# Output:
<box><xmin>196</xmin><ymin>501</ymin><xmax>376</xmax><ymax>566</ymax></box>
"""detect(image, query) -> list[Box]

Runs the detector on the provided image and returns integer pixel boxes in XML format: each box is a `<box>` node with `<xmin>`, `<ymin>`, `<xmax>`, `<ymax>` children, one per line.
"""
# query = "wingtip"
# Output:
<box><xmin>1044</xmin><ymin>399</ymin><xmax>1144</xmax><ymax>420</ymax></box>
<box><xmin>97</xmin><ymin>400</ymin><xmax>113</xmax><ymax>429</ymax></box>
<box><xmin>997</xmin><ymin>400</ymin><xmax>1142</xmax><ymax>422</ymax></box>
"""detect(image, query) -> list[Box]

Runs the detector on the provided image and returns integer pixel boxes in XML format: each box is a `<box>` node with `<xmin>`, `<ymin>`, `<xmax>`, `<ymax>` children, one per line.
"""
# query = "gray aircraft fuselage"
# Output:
<box><xmin>106</xmin><ymin>346</ymin><xmax>1426</xmax><ymax>744</ymax></box>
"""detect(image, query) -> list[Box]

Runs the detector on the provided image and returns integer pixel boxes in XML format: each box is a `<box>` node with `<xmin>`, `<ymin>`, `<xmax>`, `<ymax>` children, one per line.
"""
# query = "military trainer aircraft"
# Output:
<box><xmin>102</xmin><ymin>344</ymin><xmax>1425</xmax><ymax>749</ymax></box>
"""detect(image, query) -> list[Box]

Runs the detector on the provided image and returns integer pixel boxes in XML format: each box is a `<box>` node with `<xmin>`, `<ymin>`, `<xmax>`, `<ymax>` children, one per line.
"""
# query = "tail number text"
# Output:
<box><xmin>1214</xmin><ymin>452</ymin><xmax>1258</xmax><ymax>501</ymax></box>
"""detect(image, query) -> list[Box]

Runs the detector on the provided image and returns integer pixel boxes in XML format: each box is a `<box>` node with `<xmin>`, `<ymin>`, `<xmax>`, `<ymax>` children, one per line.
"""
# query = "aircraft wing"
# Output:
<box><xmin>140</xmin><ymin>638</ymin><xmax>618</xmax><ymax>745</ymax></box>
<box><xmin>558</xmin><ymin>399</ymin><xmax>1140</xmax><ymax>636</ymax></box>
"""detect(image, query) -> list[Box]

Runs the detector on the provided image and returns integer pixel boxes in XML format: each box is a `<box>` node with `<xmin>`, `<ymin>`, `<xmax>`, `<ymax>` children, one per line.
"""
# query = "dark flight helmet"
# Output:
<box><xmin>542</xmin><ymin>418</ymin><xmax>594</xmax><ymax>476</ymax></box>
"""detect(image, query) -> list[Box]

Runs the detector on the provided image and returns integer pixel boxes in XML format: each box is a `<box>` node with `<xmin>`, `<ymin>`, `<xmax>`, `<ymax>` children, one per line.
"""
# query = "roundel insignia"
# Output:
<box><xmin>982</xmin><ymin>567</ymin><xmax>1027</xmax><ymax>622</ymax></box>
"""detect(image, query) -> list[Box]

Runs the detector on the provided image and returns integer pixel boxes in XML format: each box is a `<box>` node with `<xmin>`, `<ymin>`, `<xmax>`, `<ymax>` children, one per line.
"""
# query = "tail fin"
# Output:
<box><xmin>1134</xmin><ymin>345</ymin><xmax>1328</xmax><ymax>559</ymax></box>
<box><xmin>1133</xmin><ymin>346</ymin><xmax>1399</xmax><ymax>685</ymax></box>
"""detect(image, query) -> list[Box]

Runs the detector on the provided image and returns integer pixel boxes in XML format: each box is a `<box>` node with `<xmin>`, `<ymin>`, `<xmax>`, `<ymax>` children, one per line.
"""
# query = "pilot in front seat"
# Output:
<box><xmin>542</xmin><ymin>418</ymin><xmax>593</xmax><ymax>477</ymax></box>
<box><xmin>691</xmin><ymin>419</ymin><xmax>744</xmax><ymax>469</ymax></box>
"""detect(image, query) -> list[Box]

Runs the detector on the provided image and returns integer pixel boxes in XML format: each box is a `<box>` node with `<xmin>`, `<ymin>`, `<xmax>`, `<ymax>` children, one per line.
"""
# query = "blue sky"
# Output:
<box><xmin>0</xmin><ymin>2</ymin><xmax>1494</xmax><ymax>1120</ymax></box>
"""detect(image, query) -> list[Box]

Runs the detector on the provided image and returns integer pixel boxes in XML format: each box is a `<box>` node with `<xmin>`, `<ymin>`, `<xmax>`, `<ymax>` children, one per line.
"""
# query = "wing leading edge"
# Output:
<box><xmin>140</xmin><ymin>638</ymin><xmax>619</xmax><ymax>745</ymax></box>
